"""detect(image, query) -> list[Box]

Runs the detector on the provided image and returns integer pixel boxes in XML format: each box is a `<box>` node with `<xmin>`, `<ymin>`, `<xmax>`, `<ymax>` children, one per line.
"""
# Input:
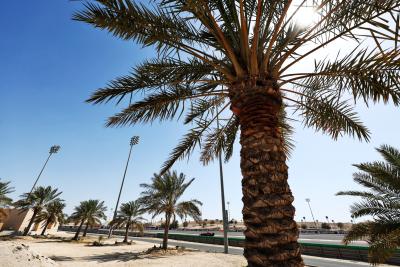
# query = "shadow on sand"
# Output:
<box><xmin>80</xmin><ymin>251</ymin><xmax>166</xmax><ymax>263</ymax></box>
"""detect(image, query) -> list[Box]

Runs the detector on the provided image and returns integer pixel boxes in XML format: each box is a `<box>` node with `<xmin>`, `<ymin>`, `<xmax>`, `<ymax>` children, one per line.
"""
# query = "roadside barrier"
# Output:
<box><xmin>59</xmin><ymin>226</ymin><xmax>400</xmax><ymax>265</ymax></box>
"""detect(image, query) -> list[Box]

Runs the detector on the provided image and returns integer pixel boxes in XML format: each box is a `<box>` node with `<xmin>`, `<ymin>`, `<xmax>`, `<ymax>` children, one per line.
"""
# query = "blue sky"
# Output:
<box><xmin>1</xmin><ymin>1</ymin><xmax>399</xmax><ymax>223</ymax></box>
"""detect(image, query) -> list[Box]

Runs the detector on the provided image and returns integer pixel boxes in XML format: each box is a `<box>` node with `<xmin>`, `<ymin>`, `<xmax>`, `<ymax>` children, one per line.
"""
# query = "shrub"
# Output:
<box><xmin>321</xmin><ymin>223</ymin><xmax>331</xmax><ymax>230</ymax></box>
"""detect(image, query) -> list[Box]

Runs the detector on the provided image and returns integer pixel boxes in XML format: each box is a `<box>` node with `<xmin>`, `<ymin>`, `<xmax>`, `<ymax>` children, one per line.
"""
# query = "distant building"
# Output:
<box><xmin>0</xmin><ymin>208</ymin><xmax>59</xmax><ymax>235</ymax></box>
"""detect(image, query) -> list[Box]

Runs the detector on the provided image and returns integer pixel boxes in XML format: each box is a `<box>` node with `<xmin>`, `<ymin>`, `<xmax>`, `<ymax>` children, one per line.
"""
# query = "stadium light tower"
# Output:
<box><xmin>305</xmin><ymin>198</ymin><xmax>318</xmax><ymax>229</ymax></box>
<box><xmin>29</xmin><ymin>145</ymin><xmax>61</xmax><ymax>194</ymax></box>
<box><xmin>108</xmin><ymin>136</ymin><xmax>139</xmax><ymax>238</ymax></box>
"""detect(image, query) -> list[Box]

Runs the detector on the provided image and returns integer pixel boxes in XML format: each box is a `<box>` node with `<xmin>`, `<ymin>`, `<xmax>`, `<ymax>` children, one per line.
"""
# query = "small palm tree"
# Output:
<box><xmin>75</xmin><ymin>1</ymin><xmax>400</xmax><ymax>265</ymax></box>
<box><xmin>337</xmin><ymin>145</ymin><xmax>400</xmax><ymax>264</ymax></box>
<box><xmin>35</xmin><ymin>200</ymin><xmax>66</xmax><ymax>236</ymax></box>
<box><xmin>0</xmin><ymin>179</ymin><xmax>14</xmax><ymax>207</ymax></box>
<box><xmin>0</xmin><ymin>179</ymin><xmax>14</xmax><ymax>222</ymax></box>
<box><xmin>110</xmin><ymin>200</ymin><xmax>145</xmax><ymax>243</ymax></box>
<box><xmin>14</xmin><ymin>186</ymin><xmax>62</xmax><ymax>236</ymax></box>
<box><xmin>70</xmin><ymin>199</ymin><xmax>107</xmax><ymax>240</ymax></box>
<box><xmin>138</xmin><ymin>170</ymin><xmax>202</xmax><ymax>249</ymax></box>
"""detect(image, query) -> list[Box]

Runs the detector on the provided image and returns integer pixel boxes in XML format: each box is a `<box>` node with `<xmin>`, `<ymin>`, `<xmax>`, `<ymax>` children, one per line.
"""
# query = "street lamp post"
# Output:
<box><xmin>216</xmin><ymin>110</ymin><xmax>229</xmax><ymax>254</ymax></box>
<box><xmin>227</xmin><ymin>201</ymin><xmax>230</xmax><ymax>222</ymax></box>
<box><xmin>29</xmin><ymin>145</ymin><xmax>60</xmax><ymax>194</ymax></box>
<box><xmin>108</xmin><ymin>136</ymin><xmax>139</xmax><ymax>238</ymax></box>
<box><xmin>305</xmin><ymin>198</ymin><xmax>318</xmax><ymax>229</ymax></box>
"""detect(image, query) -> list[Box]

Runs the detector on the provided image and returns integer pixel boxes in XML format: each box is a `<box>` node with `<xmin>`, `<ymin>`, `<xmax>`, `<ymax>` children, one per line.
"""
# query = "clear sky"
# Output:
<box><xmin>1</xmin><ymin>1</ymin><xmax>399</xmax><ymax>224</ymax></box>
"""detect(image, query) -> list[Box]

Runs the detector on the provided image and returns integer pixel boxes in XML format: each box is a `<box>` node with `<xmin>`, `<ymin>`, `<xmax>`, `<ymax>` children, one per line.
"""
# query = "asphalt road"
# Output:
<box><xmin>129</xmin><ymin>236</ymin><xmax>382</xmax><ymax>267</ymax></box>
<box><xmin>142</xmin><ymin>230</ymin><xmax>368</xmax><ymax>246</ymax></box>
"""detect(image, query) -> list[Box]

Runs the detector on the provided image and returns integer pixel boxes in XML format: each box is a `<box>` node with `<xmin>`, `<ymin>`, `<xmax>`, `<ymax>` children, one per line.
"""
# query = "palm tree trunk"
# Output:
<box><xmin>73</xmin><ymin>219</ymin><xmax>84</xmax><ymax>240</ymax></box>
<box><xmin>23</xmin><ymin>209</ymin><xmax>39</xmax><ymax>236</ymax></box>
<box><xmin>124</xmin><ymin>220</ymin><xmax>130</xmax><ymax>243</ymax></box>
<box><xmin>162</xmin><ymin>213</ymin><xmax>171</xmax><ymax>250</ymax></box>
<box><xmin>82</xmin><ymin>223</ymin><xmax>89</xmax><ymax>237</ymax></box>
<box><xmin>41</xmin><ymin>218</ymin><xmax>51</xmax><ymax>236</ymax></box>
<box><xmin>229</xmin><ymin>81</ymin><xmax>303</xmax><ymax>267</ymax></box>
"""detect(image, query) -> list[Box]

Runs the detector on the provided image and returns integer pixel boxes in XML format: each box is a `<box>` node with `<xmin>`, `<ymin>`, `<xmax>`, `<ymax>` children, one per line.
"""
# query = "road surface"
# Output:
<box><xmin>129</xmin><ymin>236</ymin><xmax>385</xmax><ymax>267</ymax></box>
<box><xmin>142</xmin><ymin>230</ymin><xmax>367</xmax><ymax>246</ymax></box>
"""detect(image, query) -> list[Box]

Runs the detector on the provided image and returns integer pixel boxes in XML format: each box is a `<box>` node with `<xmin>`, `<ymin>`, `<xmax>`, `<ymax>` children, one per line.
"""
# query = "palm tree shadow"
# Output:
<box><xmin>82</xmin><ymin>251</ymin><xmax>166</xmax><ymax>262</ymax></box>
<box><xmin>49</xmin><ymin>255</ymin><xmax>74</xmax><ymax>261</ymax></box>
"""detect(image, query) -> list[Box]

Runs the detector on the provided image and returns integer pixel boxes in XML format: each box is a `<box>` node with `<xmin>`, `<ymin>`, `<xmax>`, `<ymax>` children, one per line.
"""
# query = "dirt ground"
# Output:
<box><xmin>0</xmin><ymin>231</ymin><xmax>247</xmax><ymax>267</ymax></box>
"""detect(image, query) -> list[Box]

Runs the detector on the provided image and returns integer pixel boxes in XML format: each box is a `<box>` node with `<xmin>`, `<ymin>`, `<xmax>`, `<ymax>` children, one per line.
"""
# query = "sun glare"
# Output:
<box><xmin>294</xmin><ymin>7</ymin><xmax>318</xmax><ymax>28</ymax></box>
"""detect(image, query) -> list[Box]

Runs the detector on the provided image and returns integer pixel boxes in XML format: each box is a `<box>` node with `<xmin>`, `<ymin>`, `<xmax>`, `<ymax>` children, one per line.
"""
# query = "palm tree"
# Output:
<box><xmin>110</xmin><ymin>200</ymin><xmax>145</xmax><ymax>243</ymax></box>
<box><xmin>0</xmin><ymin>179</ymin><xmax>14</xmax><ymax>207</ymax></box>
<box><xmin>70</xmin><ymin>199</ymin><xmax>107</xmax><ymax>240</ymax></box>
<box><xmin>138</xmin><ymin>170</ymin><xmax>202</xmax><ymax>249</ymax></box>
<box><xmin>14</xmin><ymin>186</ymin><xmax>62</xmax><ymax>236</ymax></box>
<box><xmin>337</xmin><ymin>145</ymin><xmax>400</xmax><ymax>264</ymax></box>
<box><xmin>0</xmin><ymin>179</ymin><xmax>14</xmax><ymax>223</ymax></box>
<box><xmin>35</xmin><ymin>200</ymin><xmax>66</xmax><ymax>236</ymax></box>
<box><xmin>75</xmin><ymin>1</ymin><xmax>400</xmax><ymax>265</ymax></box>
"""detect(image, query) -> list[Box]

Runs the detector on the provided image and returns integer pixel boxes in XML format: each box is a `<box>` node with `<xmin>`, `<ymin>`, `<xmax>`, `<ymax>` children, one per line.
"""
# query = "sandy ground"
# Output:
<box><xmin>0</xmin><ymin>232</ymin><xmax>246</xmax><ymax>267</ymax></box>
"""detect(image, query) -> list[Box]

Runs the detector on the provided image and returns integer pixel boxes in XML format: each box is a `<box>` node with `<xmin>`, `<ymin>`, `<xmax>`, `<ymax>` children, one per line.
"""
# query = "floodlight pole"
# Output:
<box><xmin>108</xmin><ymin>136</ymin><xmax>139</xmax><ymax>238</ymax></box>
<box><xmin>29</xmin><ymin>145</ymin><xmax>60</xmax><ymax>194</ymax></box>
<box><xmin>306</xmin><ymin>198</ymin><xmax>318</xmax><ymax>229</ymax></box>
<box><xmin>216</xmin><ymin>111</ymin><xmax>229</xmax><ymax>254</ymax></box>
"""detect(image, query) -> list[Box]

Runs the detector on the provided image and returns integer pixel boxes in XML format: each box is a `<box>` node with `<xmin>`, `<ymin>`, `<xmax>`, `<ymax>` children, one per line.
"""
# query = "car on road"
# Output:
<box><xmin>200</xmin><ymin>232</ymin><xmax>215</xmax><ymax>236</ymax></box>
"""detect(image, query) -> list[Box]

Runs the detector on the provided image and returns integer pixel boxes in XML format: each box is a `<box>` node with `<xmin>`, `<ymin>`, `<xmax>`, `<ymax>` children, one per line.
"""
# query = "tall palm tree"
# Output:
<box><xmin>35</xmin><ymin>200</ymin><xmax>66</xmax><ymax>236</ymax></box>
<box><xmin>110</xmin><ymin>200</ymin><xmax>145</xmax><ymax>243</ymax></box>
<box><xmin>70</xmin><ymin>199</ymin><xmax>107</xmax><ymax>240</ymax></box>
<box><xmin>138</xmin><ymin>170</ymin><xmax>202</xmax><ymax>249</ymax></box>
<box><xmin>0</xmin><ymin>179</ymin><xmax>14</xmax><ymax>207</ymax></box>
<box><xmin>337</xmin><ymin>145</ymin><xmax>400</xmax><ymax>264</ymax></box>
<box><xmin>14</xmin><ymin>186</ymin><xmax>62</xmax><ymax>236</ymax></box>
<box><xmin>75</xmin><ymin>1</ymin><xmax>400</xmax><ymax>265</ymax></box>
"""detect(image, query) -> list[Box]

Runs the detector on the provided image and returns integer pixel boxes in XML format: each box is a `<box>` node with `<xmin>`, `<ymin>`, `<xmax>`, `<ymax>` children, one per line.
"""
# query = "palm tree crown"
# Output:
<box><xmin>14</xmin><ymin>186</ymin><xmax>62</xmax><ymax>235</ymax></box>
<box><xmin>0</xmin><ymin>179</ymin><xmax>14</xmax><ymax>207</ymax></box>
<box><xmin>337</xmin><ymin>145</ymin><xmax>400</xmax><ymax>264</ymax></box>
<box><xmin>15</xmin><ymin>186</ymin><xmax>62</xmax><ymax>212</ymax></box>
<box><xmin>70</xmin><ymin>199</ymin><xmax>107</xmax><ymax>239</ymax></box>
<box><xmin>139</xmin><ymin>170</ymin><xmax>202</xmax><ymax>248</ymax></box>
<box><xmin>110</xmin><ymin>200</ymin><xmax>145</xmax><ymax>242</ymax></box>
<box><xmin>35</xmin><ymin>200</ymin><xmax>66</xmax><ymax>235</ymax></box>
<box><xmin>75</xmin><ymin>0</ymin><xmax>400</xmax><ymax>168</ymax></box>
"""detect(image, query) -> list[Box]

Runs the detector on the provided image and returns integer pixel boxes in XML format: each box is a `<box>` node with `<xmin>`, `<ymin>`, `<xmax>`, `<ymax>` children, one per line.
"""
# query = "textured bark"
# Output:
<box><xmin>23</xmin><ymin>209</ymin><xmax>39</xmax><ymax>236</ymax></box>
<box><xmin>73</xmin><ymin>219</ymin><xmax>84</xmax><ymax>240</ymax></box>
<box><xmin>162</xmin><ymin>213</ymin><xmax>171</xmax><ymax>249</ymax></box>
<box><xmin>124</xmin><ymin>220</ymin><xmax>130</xmax><ymax>243</ymax></box>
<box><xmin>41</xmin><ymin>219</ymin><xmax>51</xmax><ymax>236</ymax></box>
<box><xmin>229</xmin><ymin>80</ymin><xmax>303</xmax><ymax>267</ymax></box>
<box><xmin>83</xmin><ymin>223</ymin><xmax>89</xmax><ymax>237</ymax></box>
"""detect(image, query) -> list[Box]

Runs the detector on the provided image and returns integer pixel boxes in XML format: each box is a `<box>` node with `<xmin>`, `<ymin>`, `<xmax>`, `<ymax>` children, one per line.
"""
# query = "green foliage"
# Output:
<box><xmin>337</xmin><ymin>145</ymin><xmax>400</xmax><ymax>264</ymax></box>
<box><xmin>182</xmin><ymin>221</ymin><xmax>189</xmax><ymax>227</ymax></box>
<box><xmin>321</xmin><ymin>223</ymin><xmax>331</xmax><ymax>230</ymax></box>
<box><xmin>138</xmin><ymin>170</ymin><xmax>202</xmax><ymax>247</ymax></box>
<box><xmin>170</xmin><ymin>220</ymin><xmax>179</xmax><ymax>229</ymax></box>
<box><xmin>14</xmin><ymin>186</ymin><xmax>62</xmax><ymax>214</ymax></box>
<box><xmin>0</xmin><ymin>179</ymin><xmax>14</xmax><ymax>207</ymax></box>
<box><xmin>110</xmin><ymin>200</ymin><xmax>145</xmax><ymax>232</ymax></box>
<box><xmin>75</xmin><ymin>0</ymin><xmax>400</xmax><ymax>172</ymax></box>
<box><xmin>138</xmin><ymin>170</ymin><xmax>202</xmax><ymax>222</ymax></box>
<box><xmin>69</xmin><ymin>199</ymin><xmax>107</xmax><ymax>227</ymax></box>
<box><xmin>301</xmin><ymin>224</ymin><xmax>307</xmax><ymax>230</ymax></box>
<box><xmin>163</xmin><ymin>220</ymin><xmax>179</xmax><ymax>229</ymax></box>
<box><xmin>35</xmin><ymin>200</ymin><xmax>66</xmax><ymax>227</ymax></box>
<box><xmin>337</xmin><ymin>222</ymin><xmax>344</xmax><ymax>230</ymax></box>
